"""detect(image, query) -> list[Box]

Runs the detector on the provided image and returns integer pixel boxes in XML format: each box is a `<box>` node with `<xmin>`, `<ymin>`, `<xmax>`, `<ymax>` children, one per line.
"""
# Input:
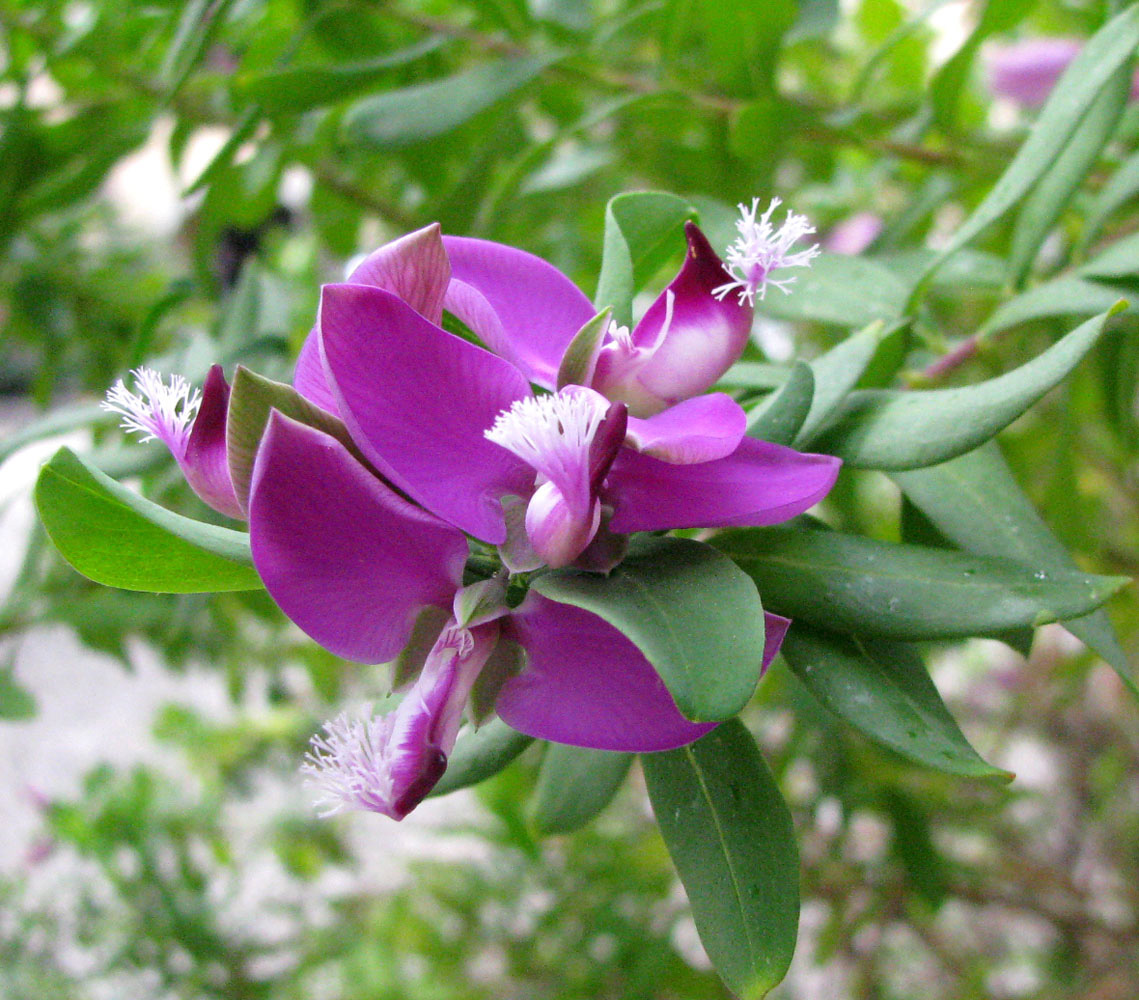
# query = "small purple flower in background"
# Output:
<box><xmin>103</xmin><ymin>365</ymin><xmax>241</xmax><ymax>518</ymax></box>
<box><xmin>713</xmin><ymin>198</ymin><xmax>821</xmax><ymax>307</ymax></box>
<box><xmin>824</xmin><ymin>212</ymin><xmax>883</xmax><ymax>256</ymax></box>
<box><xmin>986</xmin><ymin>38</ymin><xmax>1139</xmax><ymax>107</ymax></box>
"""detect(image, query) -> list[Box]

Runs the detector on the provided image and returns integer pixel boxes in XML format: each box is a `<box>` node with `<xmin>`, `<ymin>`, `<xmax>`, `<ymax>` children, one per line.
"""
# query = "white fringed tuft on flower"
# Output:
<box><xmin>102</xmin><ymin>367</ymin><xmax>200</xmax><ymax>455</ymax></box>
<box><xmin>714</xmin><ymin>197</ymin><xmax>821</xmax><ymax>306</ymax></box>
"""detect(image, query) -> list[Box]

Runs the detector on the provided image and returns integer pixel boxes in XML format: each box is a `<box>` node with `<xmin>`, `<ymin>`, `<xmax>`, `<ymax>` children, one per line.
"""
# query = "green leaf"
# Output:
<box><xmin>716</xmin><ymin>361</ymin><xmax>790</xmax><ymax>393</ymax></box>
<box><xmin>745</xmin><ymin>361</ymin><xmax>814</xmax><ymax>445</ymax></box>
<box><xmin>643</xmin><ymin>721</ymin><xmax>798</xmax><ymax>999</ymax></box>
<box><xmin>916</xmin><ymin>4</ymin><xmax>1139</xmax><ymax>294</ymax></box>
<box><xmin>1080</xmin><ymin>230</ymin><xmax>1139</xmax><ymax>281</ymax></box>
<box><xmin>0</xmin><ymin>667</ymin><xmax>36</xmax><ymax>721</ymax></box>
<box><xmin>713</xmin><ymin>525</ymin><xmax>1128</xmax><ymax>641</ymax></box>
<box><xmin>533</xmin><ymin>536</ymin><xmax>765</xmax><ymax>722</ymax></box>
<box><xmin>1008</xmin><ymin>63</ymin><xmax>1132</xmax><ymax>286</ymax></box>
<box><xmin>429</xmin><ymin>719</ymin><xmax>533</xmax><ymax>798</ymax></box>
<box><xmin>34</xmin><ymin>448</ymin><xmax>261</xmax><ymax>593</ymax></box>
<box><xmin>893</xmin><ymin>443</ymin><xmax>1136</xmax><ymax>696</ymax></box>
<box><xmin>342</xmin><ymin>53</ymin><xmax>560</xmax><ymax>149</ymax></box>
<box><xmin>594</xmin><ymin>191</ymin><xmax>699</xmax><ymax>327</ymax></box>
<box><xmin>556</xmin><ymin>309</ymin><xmax>611</xmax><ymax>390</ymax></box>
<box><xmin>974</xmin><ymin>277</ymin><xmax>1129</xmax><ymax>343</ymax></box>
<box><xmin>795</xmin><ymin>321</ymin><xmax>890</xmax><ymax>446</ymax></box>
<box><xmin>529</xmin><ymin>744</ymin><xmax>633</xmax><ymax>835</ymax></box>
<box><xmin>781</xmin><ymin>626</ymin><xmax>1009</xmax><ymax>779</ymax></box>
<box><xmin>0</xmin><ymin>403</ymin><xmax>110</xmax><ymax>465</ymax></box>
<box><xmin>1080</xmin><ymin>148</ymin><xmax>1139</xmax><ymax>252</ymax></box>
<box><xmin>815</xmin><ymin>305</ymin><xmax>1123</xmax><ymax>469</ymax></box>
<box><xmin>758</xmin><ymin>254</ymin><xmax>907</xmax><ymax>327</ymax></box>
<box><xmin>226</xmin><ymin>367</ymin><xmax>367</xmax><ymax>511</ymax></box>
<box><xmin>237</xmin><ymin>37</ymin><xmax>446</xmax><ymax>114</ymax></box>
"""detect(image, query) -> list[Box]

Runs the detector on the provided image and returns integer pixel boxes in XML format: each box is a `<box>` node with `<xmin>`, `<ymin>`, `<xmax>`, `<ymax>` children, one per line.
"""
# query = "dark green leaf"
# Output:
<box><xmin>713</xmin><ymin>526</ymin><xmax>1128</xmax><ymax>641</ymax></box>
<box><xmin>237</xmin><ymin>37</ymin><xmax>447</xmax><ymax>113</ymax></box>
<box><xmin>34</xmin><ymin>448</ymin><xmax>261</xmax><ymax>593</ymax></box>
<box><xmin>343</xmin><ymin>53</ymin><xmax>560</xmax><ymax>150</ymax></box>
<box><xmin>529</xmin><ymin>744</ymin><xmax>633</xmax><ymax>835</ymax></box>
<box><xmin>746</xmin><ymin>362</ymin><xmax>814</xmax><ymax>445</ymax></box>
<box><xmin>595</xmin><ymin>191</ymin><xmax>699</xmax><ymax>327</ymax></box>
<box><xmin>429</xmin><ymin>719</ymin><xmax>533</xmax><ymax>798</ymax></box>
<box><xmin>643</xmin><ymin>721</ymin><xmax>798</xmax><ymax>999</ymax></box>
<box><xmin>781</xmin><ymin>626</ymin><xmax>1008</xmax><ymax>779</ymax></box>
<box><xmin>815</xmin><ymin>306</ymin><xmax>1123</xmax><ymax>469</ymax></box>
<box><xmin>533</xmin><ymin>536</ymin><xmax>765</xmax><ymax>722</ymax></box>
<box><xmin>893</xmin><ymin>443</ymin><xmax>1136</xmax><ymax>695</ymax></box>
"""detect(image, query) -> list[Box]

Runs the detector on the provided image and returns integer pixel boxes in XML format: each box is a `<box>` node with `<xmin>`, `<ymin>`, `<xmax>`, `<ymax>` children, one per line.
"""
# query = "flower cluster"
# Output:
<box><xmin>107</xmin><ymin>201</ymin><xmax>837</xmax><ymax>820</ymax></box>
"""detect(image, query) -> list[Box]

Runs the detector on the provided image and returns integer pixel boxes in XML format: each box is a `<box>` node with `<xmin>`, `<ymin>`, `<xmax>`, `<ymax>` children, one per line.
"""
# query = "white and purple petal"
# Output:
<box><xmin>623</xmin><ymin>393</ymin><xmax>746</xmax><ymax>464</ymax></box>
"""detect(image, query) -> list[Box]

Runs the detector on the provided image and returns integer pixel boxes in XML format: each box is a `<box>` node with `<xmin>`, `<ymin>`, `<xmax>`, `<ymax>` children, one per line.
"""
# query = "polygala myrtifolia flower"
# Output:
<box><xmin>251</xmin><ymin>410</ymin><xmax>792</xmax><ymax>817</ymax></box>
<box><xmin>292</xmin><ymin>215</ymin><xmax>837</xmax><ymax>571</ymax></box>
<box><xmin>103</xmin><ymin>365</ymin><xmax>241</xmax><ymax>518</ymax></box>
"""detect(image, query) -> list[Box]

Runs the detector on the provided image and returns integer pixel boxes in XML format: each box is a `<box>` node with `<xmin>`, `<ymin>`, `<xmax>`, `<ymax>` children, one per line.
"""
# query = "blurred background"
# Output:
<box><xmin>1</xmin><ymin>0</ymin><xmax>1138</xmax><ymax>997</ymax></box>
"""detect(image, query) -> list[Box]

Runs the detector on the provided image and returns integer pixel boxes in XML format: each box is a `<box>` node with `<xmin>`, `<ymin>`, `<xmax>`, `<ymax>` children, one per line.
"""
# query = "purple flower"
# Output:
<box><xmin>297</xmin><ymin>222</ymin><xmax>838</xmax><ymax>569</ymax></box>
<box><xmin>713</xmin><ymin>198</ymin><xmax>821</xmax><ymax>307</ymax></box>
<box><xmin>103</xmin><ymin>365</ymin><xmax>241</xmax><ymax>518</ymax></box>
<box><xmin>986</xmin><ymin>38</ymin><xmax>1139</xmax><ymax>107</ymax></box>
<box><xmin>250</xmin><ymin>410</ymin><xmax>790</xmax><ymax>816</ymax></box>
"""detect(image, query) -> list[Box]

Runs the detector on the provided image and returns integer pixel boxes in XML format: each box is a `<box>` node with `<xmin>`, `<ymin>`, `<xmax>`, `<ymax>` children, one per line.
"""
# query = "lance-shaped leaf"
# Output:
<box><xmin>594</xmin><ymin>191</ymin><xmax>699</xmax><ymax>327</ymax></box>
<box><xmin>713</xmin><ymin>526</ymin><xmax>1128</xmax><ymax>642</ymax></box>
<box><xmin>236</xmin><ymin>37</ymin><xmax>446</xmax><ymax>114</ymax></box>
<box><xmin>1080</xmin><ymin>148</ymin><xmax>1139</xmax><ymax>252</ymax></box>
<box><xmin>226</xmin><ymin>366</ymin><xmax>369</xmax><ymax>511</ymax></box>
<box><xmin>795</xmin><ymin>320</ymin><xmax>890</xmax><ymax>446</ymax></box>
<box><xmin>343</xmin><ymin>53</ymin><xmax>560</xmax><ymax>149</ymax></box>
<box><xmin>781</xmin><ymin>626</ymin><xmax>1009</xmax><ymax>779</ymax></box>
<box><xmin>643</xmin><ymin>721</ymin><xmax>798</xmax><ymax>999</ymax></box>
<box><xmin>914</xmin><ymin>4</ymin><xmax>1139</xmax><ymax>296</ymax></box>
<box><xmin>529</xmin><ymin>744</ymin><xmax>633</xmax><ymax>835</ymax></box>
<box><xmin>428</xmin><ymin>719</ymin><xmax>534</xmax><ymax>798</ymax></box>
<box><xmin>1007</xmin><ymin>62</ymin><xmax>1131</xmax><ymax>287</ymax></box>
<box><xmin>815</xmin><ymin>305</ymin><xmax>1124</xmax><ymax>470</ymax></box>
<box><xmin>973</xmin><ymin>277</ymin><xmax>1128</xmax><ymax>343</ymax></box>
<box><xmin>893</xmin><ymin>443</ymin><xmax>1136</xmax><ymax>695</ymax></box>
<box><xmin>1080</xmin><ymin>231</ymin><xmax>1139</xmax><ymax>281</ymax></box>
<box><xmin>746</xmin><ymin>362</ymin><xmax>813</xmax><ymax>445</ymax></box>
<box><xmin>532</xmin><ymin>536</ymin><xmax>765</xmax><ymax>722</ymax></box>
<box><xmin>758</xmin><ymin>254</ymin><xmax>907</xmax><ymax>327</ymax></box>
<box><xmin>35</xmin><ymin>448</ymin><xmax>261</xmax><ymax>593</ymax></box>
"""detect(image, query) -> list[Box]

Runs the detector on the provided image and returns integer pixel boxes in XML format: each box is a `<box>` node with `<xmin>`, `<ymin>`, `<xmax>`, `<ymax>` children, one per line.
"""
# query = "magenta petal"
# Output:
<box><xmin>986</xmin><ymin>38</ymin><xmax>1080</xmax><ymax>106</ymax></box>
<box><xmin>179</xmin><ymin>365</ymin><xmax>242</xmax><ymax>519</ymax></box>
<box><xmin>607</xmin><ymin>437</ymin><xmax>841</xmax><ymax>532</ymax></box>
<box><xmin>294</xmin><ymin>329</ymin><xmax>340</xmax><ymax>416</ymax></box>
<box><xmin>762</xmin><ymin>613</ymin><xmax>790</xmax><ymax>675</ymax></box>
<box><xmin>319</xmin><ymin>283</ymin><xmax>533</xmax><ymax>542</ymax></box>
<box><xmin>624</xmin><ymin>393</ymin><xmax>746</xmax><ymax>464</ymax></box>
<box><xmin>442</xmin><ymin>235</ymin><xmax>595</xmax><ymax>388</ymax></box>
<box><xmin>496</xmin><ymin>593</ymin><xmax>717</xmax><ymax>752</ymax></box>
<box><xmin>249</xmin><ymin>411</ymin><xmax>468</xmax><ymax>664</ymax></box>
<box><xmin>347</xmin><ymin>223</ymin><xmax>451</xmax><ymax>326</ymax></box>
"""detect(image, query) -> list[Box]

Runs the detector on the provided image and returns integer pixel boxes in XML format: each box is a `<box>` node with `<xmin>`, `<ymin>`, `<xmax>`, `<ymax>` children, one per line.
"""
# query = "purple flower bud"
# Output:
<box><xmin>103</xmin><ymin>364</ymin><xmax>241</xmax><ymax>518</ymax></box>
<box><xmin>302</xmin><ymin>619</ymin><xmax>498</xmax><ymax>820</ymax></box>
